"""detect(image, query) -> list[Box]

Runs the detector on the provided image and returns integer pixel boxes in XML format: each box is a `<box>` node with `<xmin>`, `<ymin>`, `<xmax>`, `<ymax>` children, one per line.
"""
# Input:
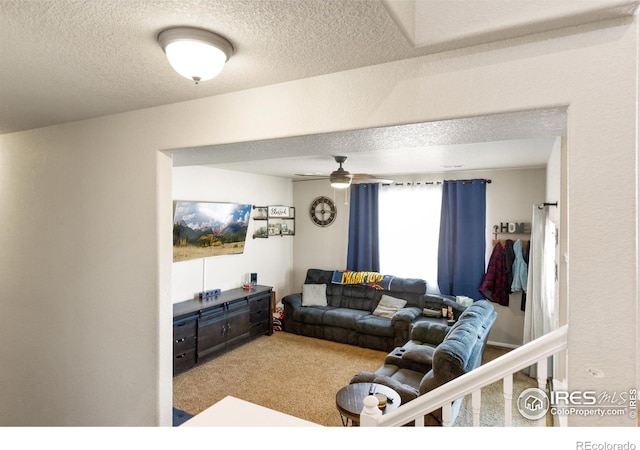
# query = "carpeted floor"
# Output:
<box><xmin>173</xmin><ymin>331</ymin><xmax>538</xmax><ymax>427</ymax></box>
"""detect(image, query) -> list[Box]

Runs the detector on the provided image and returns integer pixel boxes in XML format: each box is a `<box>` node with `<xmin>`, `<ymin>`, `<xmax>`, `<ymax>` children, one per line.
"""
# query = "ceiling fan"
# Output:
<box><xmin>296</xmin><ymin>156</ymin><xmax>394</xmax><ymax>189</ymax></box>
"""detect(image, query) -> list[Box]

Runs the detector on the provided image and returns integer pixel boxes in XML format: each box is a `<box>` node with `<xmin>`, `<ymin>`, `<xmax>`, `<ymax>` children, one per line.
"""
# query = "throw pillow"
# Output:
<box><xmin>372</xmin><ymin>294</ymin><xmax>407</xmax><ymax>318</ymax></box>
<box><xmin>302</xmin><ymin>283</ymin><xmax>327</xmax><ymax>306</ymax></box>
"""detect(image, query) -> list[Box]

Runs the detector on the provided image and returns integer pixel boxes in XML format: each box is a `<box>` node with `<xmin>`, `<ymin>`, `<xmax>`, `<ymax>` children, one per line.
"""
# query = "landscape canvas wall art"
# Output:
<box><xmin>173</xmin><ymin>201</ymin><xmax>252</xmax><ymax>262</ymax></box>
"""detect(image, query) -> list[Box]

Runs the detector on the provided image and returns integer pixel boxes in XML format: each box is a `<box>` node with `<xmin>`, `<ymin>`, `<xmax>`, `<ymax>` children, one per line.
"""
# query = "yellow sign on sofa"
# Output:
<box><xmin>331</xmin><ymin>271</ymin><xmax>393</xmax><ymax>290</ymax></box>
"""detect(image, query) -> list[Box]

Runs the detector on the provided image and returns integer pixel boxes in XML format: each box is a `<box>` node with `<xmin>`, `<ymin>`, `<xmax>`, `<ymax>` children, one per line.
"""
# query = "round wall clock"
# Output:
<box><xmin>309</xmin><ymin>196</ymin><xmax>337</xmax><ymax>227</ymax></box>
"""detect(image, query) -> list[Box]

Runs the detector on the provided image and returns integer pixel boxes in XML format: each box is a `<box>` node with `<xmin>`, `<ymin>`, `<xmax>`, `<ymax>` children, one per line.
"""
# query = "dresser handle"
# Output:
<box><xmin>175</xmin><ymin>338</ymin><xmax>186</xmax><ymax>343</ymax></box>
<box><xmin>176</xmin><ymin>353</ymin><xmax>186</xmax><ymax>359</ymax></box>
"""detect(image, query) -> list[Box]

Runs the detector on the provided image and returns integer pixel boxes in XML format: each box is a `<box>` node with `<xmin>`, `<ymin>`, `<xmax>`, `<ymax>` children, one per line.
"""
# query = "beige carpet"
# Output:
<box><xmin>173</xmin><ymin>331</ymin><xmax>538</xmax><ymax>427</ymax></box>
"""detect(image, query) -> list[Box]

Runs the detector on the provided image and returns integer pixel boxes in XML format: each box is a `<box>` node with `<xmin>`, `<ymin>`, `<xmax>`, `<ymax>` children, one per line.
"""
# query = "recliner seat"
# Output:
<box><xmin>350</xmin><ymin>299</ymin><xmax>497</xmax><ymax>425</ymax></box>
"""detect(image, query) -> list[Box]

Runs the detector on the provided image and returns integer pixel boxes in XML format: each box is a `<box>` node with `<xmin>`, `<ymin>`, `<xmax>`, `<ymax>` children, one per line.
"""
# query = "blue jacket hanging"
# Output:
<box><xmin>511</xmin><ymin>239</ymin><xmax>528</xmax><ymax>292</ymax></box>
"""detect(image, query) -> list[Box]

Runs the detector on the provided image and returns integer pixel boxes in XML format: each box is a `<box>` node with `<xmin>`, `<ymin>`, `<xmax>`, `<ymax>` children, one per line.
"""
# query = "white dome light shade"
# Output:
<box><xmin>330</xmin><ymin>179</ymin><xmax>352</xmax><ymax>189</ymax></box>
<box><xmin>158</xmin><ymin>27</ymin><xmax>233</xmax><ymax>83</ymax></box>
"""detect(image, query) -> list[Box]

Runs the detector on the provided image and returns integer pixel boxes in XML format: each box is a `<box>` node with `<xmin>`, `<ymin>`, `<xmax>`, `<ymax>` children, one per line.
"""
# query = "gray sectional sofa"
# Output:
<box><xmin>350</xmin><ymin>299</ymin><xmax>497</xmax><ymax>425</ymax></box>
<box><xmin>282</xmin><ymin>268</ymin><xmax>465</xmax><ymax>352</ymax></box>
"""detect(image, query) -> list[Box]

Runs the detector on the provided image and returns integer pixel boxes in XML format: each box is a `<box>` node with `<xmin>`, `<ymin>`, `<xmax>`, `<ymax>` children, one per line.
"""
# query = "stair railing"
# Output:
<box><xmin>360</xmin><ymin>324</ymin><xmax>568</xmax><ymax>427</ymax></box>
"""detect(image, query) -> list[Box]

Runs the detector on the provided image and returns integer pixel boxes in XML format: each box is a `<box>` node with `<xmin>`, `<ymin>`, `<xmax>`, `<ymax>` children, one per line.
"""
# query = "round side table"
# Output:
<box><xmin>335</xmin><ymin>382</ymin><xmax>400</xmax><ymax>426</ymax></box>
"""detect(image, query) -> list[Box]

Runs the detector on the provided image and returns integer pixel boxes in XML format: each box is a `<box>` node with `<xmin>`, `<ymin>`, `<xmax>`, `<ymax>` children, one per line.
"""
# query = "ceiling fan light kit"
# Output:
<box><xmin>330</xmin><ymin>179</ymin><xmax>352</xmax><ymax>189</ymax></box>
<box><xmin>329</xmin><ymin>155</ymin><xmax>352</xmax><ymax>189</ymax></box>
<box><xmin>158</xmin><ymin>27</ymin><xmax>233</xmax><ymax>84</ymax></box>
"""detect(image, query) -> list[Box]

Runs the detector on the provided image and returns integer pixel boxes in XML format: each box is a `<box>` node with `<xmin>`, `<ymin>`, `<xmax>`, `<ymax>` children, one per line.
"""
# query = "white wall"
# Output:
<box><xmin>291</xmin><ymin>179</ymin><xmax>351</xmax><ymax>294</ymax></box>
<box><xmin>172</xmin><ymin>166</ymin><xmax>294</xmax><ymax>303</ymax></box>
<box><xmin>470</xmin><ymin>167</ymin><xmax>547</xmax><ymax>347</ymax></box>
<box><xmin>0</xmin><ymin>16</ymin><xmax>637</xmax><ymax>427</ymax></box>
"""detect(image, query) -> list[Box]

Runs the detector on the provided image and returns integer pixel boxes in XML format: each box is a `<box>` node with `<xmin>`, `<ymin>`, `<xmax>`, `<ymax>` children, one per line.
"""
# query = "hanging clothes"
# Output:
<box><xmin>479</xmin><ymin>242</ymin><xmax>510</xmax><ymax>306</ymax></box>
<box><xmin>520</xmin><ymin>239</ymin><xmax>530</xmax><ymax>311</ymax></box>
<box><xmin>504</xmin><ymin>239</ymin><xmax>515</xmax><ymax>293</ymax></box>
<box><xmin>511</xmin><ymin>239</ymin><xmax>528</xmax><ymax>293</ymax></box>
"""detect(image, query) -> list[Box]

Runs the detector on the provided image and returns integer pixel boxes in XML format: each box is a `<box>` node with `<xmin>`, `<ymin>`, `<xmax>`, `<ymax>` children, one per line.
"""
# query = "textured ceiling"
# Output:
<box><xmin>0</xmin><ymin>0</ymin><xmax>417</xmax><ymax>135</ymax></box>
<box><xmin>1</xmin><ymin>0</ymin><xmax>637</xmax><ymax>136</ymax></box>
<box><xmin>173</xmin><ymin>108</ymin><xmax>566</xmax><ymax>178</ymax></box>
<box><xmin>0</xmin><ymin>1</ymin><xmax>636</xmax><ymax>175</ymax></box>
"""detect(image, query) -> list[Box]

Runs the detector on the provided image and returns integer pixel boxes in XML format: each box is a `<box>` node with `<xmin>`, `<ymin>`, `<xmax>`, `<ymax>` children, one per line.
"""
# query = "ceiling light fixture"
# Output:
<box><xmin>329</xmin><ymin>156</ymin><xmax>352</xmax><ymax>189</ymax></box>
<box><xmin>157</xmin><ymin>27</ymin><xmax>233</xmax><ymax>84</ymax></box>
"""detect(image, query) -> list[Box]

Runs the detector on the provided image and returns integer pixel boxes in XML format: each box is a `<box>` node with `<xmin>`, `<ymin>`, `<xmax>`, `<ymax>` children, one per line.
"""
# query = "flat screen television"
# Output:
<box><xmin>173</xmin><ymin>201</ymin><xmax>252</xmax><ymax>262</ymax></box>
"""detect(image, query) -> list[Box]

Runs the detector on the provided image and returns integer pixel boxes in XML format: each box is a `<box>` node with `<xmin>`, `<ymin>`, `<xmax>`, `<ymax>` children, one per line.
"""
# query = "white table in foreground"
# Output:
<box><xmin>180</xmin><ymin>395</ymin><xmax>321</xmax><ymax>427</ymax></box>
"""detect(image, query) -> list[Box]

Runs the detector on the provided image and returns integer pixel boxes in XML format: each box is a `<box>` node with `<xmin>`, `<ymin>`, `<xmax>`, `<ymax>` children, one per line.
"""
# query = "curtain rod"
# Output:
<box><xmin>384</xmin><ymin>178</ymin><xmax>492</xmax><ymax>186</ymax></box>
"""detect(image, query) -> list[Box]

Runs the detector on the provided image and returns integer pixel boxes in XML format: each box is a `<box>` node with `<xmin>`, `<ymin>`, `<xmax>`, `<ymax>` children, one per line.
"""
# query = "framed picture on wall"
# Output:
<box><xmin>173</xmin><ymin>201</ymin><xmax>252</xmax><ymax>262</ymax></box>
<box><xmin>267</xmin><ymin>207</ymin><xmax>295</xmax><ymax>236</ymax></box>
<box><xmin>253</xmin><ymin>206</ymin><xmax>268</xmax><ymax>219</ymax></box>
<box><xmin>253</xmin><ymin>224</ymin><xmax>268</xmax><ymax>239</ymax></box>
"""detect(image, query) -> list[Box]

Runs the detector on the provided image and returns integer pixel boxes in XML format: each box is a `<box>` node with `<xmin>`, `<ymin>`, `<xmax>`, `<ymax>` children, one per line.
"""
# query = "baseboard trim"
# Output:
<box><xmin>487</xmin><ymin>340</ymin><xmax>520</xmax><ymax>350</ymax></box>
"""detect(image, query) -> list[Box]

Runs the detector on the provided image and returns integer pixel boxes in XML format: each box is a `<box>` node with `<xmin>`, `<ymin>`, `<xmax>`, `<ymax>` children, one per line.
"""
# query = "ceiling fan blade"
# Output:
<box><xmin>295</xmin><ymin>156</ymin><xmax>393</xmax><ymax>185</ymax></box>
<box><xmin>295</xmin><ymin>173</ymin><xmax>329</xmax><ymax>178</ymax></box>
<box><xmin>349</xmin><ymin>173</ymin><xmax>394</xmax><ymax>184</ymax></box>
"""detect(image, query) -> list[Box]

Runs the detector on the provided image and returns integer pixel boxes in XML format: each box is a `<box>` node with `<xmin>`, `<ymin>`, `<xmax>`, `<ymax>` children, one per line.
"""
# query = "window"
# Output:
<box><xmin>378</xmin><ymin>183</ymin><xmax>442</xmax><ymax>293</ymax></box>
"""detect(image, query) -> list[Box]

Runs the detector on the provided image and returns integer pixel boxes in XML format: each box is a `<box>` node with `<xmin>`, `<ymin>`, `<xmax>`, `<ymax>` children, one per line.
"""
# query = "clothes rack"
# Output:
<box><xmin>492</xmin><ymin>238</ymin><xmax>530</xmax><ymax>247</ymax></box>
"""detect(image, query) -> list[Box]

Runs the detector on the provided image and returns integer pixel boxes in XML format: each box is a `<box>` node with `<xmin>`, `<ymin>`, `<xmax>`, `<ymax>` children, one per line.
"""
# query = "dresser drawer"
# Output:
<box><xmin>173</xmin><ymin>316</ymin><xmax>197</xmax><ymax>340</ymax></box>
<box><xmin>250</xmin><ymin>307</ymin><xmax>269</xmax><ymax>323</ymax></box>
<box><xmin>250</xmin><ymin>319</ymin><xmax>269</xmax><ymax>336</ymax></box>
<box><xmin>250</xmin><ymin>293</ymin><xmax>271</xmax><ymax>312</ymax></box>
<box><xmin>174</xmin><ymin>335</ymin><xmax>196</xmax><ymax>354</ymax></box>
<box><xmin>173</xmin><ymin>348</ymin><xmax>196</xmax><ymax>375</ymax></box>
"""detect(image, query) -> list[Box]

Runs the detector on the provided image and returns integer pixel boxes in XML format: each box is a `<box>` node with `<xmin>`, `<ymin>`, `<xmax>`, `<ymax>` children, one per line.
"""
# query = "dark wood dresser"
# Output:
<box><xmin>172</xmin><ymin>285</ymin><xmax>273</xmax><ymax>376</ymax></box>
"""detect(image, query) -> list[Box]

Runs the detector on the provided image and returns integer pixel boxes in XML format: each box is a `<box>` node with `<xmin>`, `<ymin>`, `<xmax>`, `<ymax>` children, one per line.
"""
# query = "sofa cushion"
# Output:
<box><xmin>402</xmin><ymin>344</ymin><xmax>435</xmax><ymax>366</ymax></box>
<box><xmin>304</xmin><ymin>268</ymin><xmax>335</xmax><ymax>284</ymax></box>
<box><xmin>356</xmin><ymin>314</ymin><xmax>395</xmax><ymax>338</ymax></box>
<box><xmin>384</xmin><ymin>344</ymin><xmax>434</xmax><ymax>373</ymax></box>
<box><xmin>372</xmin><ymin>294</ymin><xmax>407</xmax><ymax>318</ymax></box>
<box><xmin>388</xmin><ymin>277</ymin><xmax>427</xmax><ymax>295</ymax></box>
<box><xmin>351</xmin><ymin>370</ymin><xmax>420</xmax><ymax>405</ymax></box>
<box><xmin>422</xmin><ymin>303</ymin><xmax>496</xmax><ymax>376</ymax></box>
<box><xmin>291</xmin><ymin>305</ymin><xmax>331</xmax><ymax>325</ymax></box>
<box><xmin>302</xmin><ymin>283</ymin><xmax>327</xmax><ymax>306</ymax></box>
<box><xmin>430</xmin><ymin>325</ymin><xmax>476</xmax><ymax>382</ymax></box>
<box><xmin>410</xmin><ymin>321</ymin><xmax>450</xmax><ymax>345</ymax></box>
<box><xmin>323</xmin><ymin>308</ymin><xmax>368</xmax><ymax>329</ymax></box>
<box><xmin>326</xmin><ymin>283</ymin><xmax>345</xmax><ymax>307</ymax></box>
<box><xmin>340</xmin><ymin>285</ymin><xmax>378</xmax><ymax>311</ymax></box>
<box><xmin>372</xmin><ymin>375</ymin><xmax>420</xmax><ymax>404</ymax></box>
<box><xmin>446</xmin><ymin>299</ymin><xmax>495</xmax><ymax>336</ymax></box>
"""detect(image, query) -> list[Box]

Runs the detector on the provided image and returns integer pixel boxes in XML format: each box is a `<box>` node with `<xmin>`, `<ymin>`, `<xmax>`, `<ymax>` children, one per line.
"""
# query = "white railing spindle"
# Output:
<box><xmin>537</xmin><ymin>357</ymin><xmax>548</xmax><ymax>391</ymax></box>
<box><xmin>472</xmin><ymin>389</ymin><xmax>481</xmax><ymax>426</ymax></box>
<box><xmin>441</xmin><ymin>403</ymin><xmax>452</xmax><ymax>427</ymax></box>
<box><xmin>361</xmin><ymin>324</ymin><xmax>568</xmax><ymax>427</ymax></box>
<box><xmin>503</xmin><ymin>373</ymin><xmax>513</xmax><ymax>426</ymax></box>
<box><xmin>537</xmin><ymin>357</ymin><xmax>548</xmax><ymax>427</ymax></box>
